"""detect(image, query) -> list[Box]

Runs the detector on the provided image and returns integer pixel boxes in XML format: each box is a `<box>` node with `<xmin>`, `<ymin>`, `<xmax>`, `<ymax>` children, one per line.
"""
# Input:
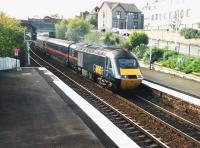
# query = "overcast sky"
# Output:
<box><xmin>0</xmin><ymin>0</ymin><xmax>147</xmax><ymax>19</ymax></box>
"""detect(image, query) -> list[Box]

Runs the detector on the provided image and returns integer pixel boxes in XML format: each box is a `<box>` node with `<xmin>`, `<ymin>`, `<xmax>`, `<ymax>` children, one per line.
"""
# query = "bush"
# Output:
<box><xmin>83</xmin><ymin>32</ymin><xmax>101</xmax><ymax>44</ymax></box>
<box><xmin>186</xmin><ymin>58</ymin><xmax>200</xmax><ymax>73</ymax></box>
<box><xmin>160</xmin><ymin>55</ymin><xmax>200</xmax><ymax>74</ymax></box>
<box><xmin>180</xmin><ymin>28</ymin><xmax>199</xmax><ymax>39</ymax></box>
<box><xmin>66</xmin><ymin>18</ymin><xmax>92</xmax><ymax>42</ymax></box>
<box><xmin>133</xmin><ymin>44</ymin><xmax>148</xmax><ymax>58</ymax></box>
<box><xmin>55</xmin><ymin>19</ymin><xmax>68</xmax><ymax>39</ymax></box>
<box><xmin>163</xmin><ymin>50</ymin><xmax>178</xmax><ymax>60</ymax></box>
<box><xmin>143</xmin><ymin>47</ymin><xmax>165</xmax><ymax>64</ymax></box>
<box><xmin>129</xmin><ymin>32</ymin><xmax>149</xmax><ymax>48</ymax></box>
<box><xmin>0</xmin><ymin>23</ymin><xmax>26</xmax><ymax>65</ymax></box>
<box><xmin>103</xmin><ymin>32</ymin><xmax>121</xmax><ymax>46</ymax></box>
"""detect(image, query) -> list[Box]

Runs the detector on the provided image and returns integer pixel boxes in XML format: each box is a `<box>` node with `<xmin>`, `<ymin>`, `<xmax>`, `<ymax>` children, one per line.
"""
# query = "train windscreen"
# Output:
<box><xmin>118</xmin><ymin>58</ymin><xmax>138</xmax><ymax>68</ymax></box>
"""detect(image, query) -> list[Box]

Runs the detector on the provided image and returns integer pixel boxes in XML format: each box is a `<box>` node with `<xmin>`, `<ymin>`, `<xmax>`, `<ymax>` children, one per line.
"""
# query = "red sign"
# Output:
<box><xmin>13</xmin><ymin>48</ymin><xmax>20</xmax><ymax>56</ymax></box>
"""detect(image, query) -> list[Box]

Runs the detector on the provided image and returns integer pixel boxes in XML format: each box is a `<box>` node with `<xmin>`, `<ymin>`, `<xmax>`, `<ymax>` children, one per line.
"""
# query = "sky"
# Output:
<box><xmin>0</xmin><ymin>0</ymin><xmax>147</xmax><ymax>19</ymax></box>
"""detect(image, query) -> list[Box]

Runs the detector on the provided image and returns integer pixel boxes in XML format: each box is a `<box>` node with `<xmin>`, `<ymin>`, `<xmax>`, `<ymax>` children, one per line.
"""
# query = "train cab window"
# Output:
<box><xmin>118</xmin><ymin>58</ymin><xmax>138</xmax><ymax>68</ymax></box>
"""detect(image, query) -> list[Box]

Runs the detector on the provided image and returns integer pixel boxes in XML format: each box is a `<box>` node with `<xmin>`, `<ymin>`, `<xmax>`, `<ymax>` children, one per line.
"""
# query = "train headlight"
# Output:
<box><xmin>137</xmin><ymin>75</ymin><xmax>143</xmax><ymax>79</ymax></box>
<box><xmin>121</xmin><ymin>75</ymin><xmax>128</xmax><ymax>79</ymax></box>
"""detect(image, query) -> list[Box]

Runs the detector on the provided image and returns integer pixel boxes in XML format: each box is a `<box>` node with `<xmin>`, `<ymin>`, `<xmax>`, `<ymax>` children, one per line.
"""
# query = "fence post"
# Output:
<box><xmin>188</xmin><ymin>44</ymin><xmax>191</xmax><ymax>57</ymax></box>
<box><xmin>178</xmin><ymin>42</ymin><xmax>180</xmax><ymax>54</ymax></box>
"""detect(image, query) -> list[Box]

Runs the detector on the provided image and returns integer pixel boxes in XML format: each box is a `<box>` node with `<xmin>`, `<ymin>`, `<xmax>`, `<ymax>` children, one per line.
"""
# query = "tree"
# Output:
<box><xmin>89</xmin><ymin>15</ymin><xmax>97</xmax><ymax>28</ymax></box>
<box><xmin>0</xmin><ymin>12</ymin><xmax>21</xmax><ymax>27</ymax></box>
<box><xmin>0</xmin><ymin>12</ymin><xmax>25</xmax><ymax>65</ymax></box>
<box><xmin>55</xmin><ymin>19</ymin><xmax>69</xmax><ymax>39</ymax></box>
<box><xmin>129</xmin><ymin>32</ymin><xmax>149</xmax><ymax>48</ymax></box>
<box><xmin>65</xmin><ymin>18</ymin><xmax>92</xmax><ymax>42</ymax></box>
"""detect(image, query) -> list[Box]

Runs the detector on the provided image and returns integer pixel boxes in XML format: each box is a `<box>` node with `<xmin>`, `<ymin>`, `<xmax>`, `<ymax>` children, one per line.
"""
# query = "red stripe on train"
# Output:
<box><xmin>38</xmin><ymin>45</ymin><xmax>79</xmax><ymax>61</ymax></box>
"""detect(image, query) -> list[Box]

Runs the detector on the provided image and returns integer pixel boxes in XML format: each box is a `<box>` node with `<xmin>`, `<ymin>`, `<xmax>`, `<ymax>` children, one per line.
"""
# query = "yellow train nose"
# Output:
<box><xmin>119</xmin><ymin>68</ymin><xmax>142</xmax><ymax>89</ymax></box>
<box><xmin>120</xmin><ymin>79</ymin><xmax>142</xmax><ymax>89</ymax></box>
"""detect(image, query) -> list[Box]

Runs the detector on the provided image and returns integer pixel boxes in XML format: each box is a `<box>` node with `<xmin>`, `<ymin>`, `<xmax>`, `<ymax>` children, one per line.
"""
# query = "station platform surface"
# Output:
<box><xmin>0</xmin><ymin>68</ymin><xmax>106</xmax><ymax>148</ymax></box>
<box><xmin>141</xmin><ymin>67</ymin><xmax>200</xmax><ymax>98</ymax></box>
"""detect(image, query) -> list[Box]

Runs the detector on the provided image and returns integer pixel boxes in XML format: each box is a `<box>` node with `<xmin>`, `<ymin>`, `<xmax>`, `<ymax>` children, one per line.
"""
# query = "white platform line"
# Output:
<box><xmin>143</xmin><ymin>80</ymin><xmax>200</xmax><ymax>107</ymax></box>
<box><xmin>40</xmin><ymin>68</ymin><xmax>140</xmax><ymax>148</ymax></box>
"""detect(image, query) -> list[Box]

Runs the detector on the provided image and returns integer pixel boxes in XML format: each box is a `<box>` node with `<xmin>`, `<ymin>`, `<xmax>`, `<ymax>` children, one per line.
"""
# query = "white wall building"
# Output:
<box><xmin>142</xmin><ymin>0</ymin><xmax>200</xmax><ymax>30</ymax></box>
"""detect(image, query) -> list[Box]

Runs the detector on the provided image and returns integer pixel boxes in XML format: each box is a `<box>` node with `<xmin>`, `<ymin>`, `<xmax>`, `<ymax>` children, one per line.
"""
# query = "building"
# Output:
<box><xmin>98</xmin><ymin>1</ymin><xmax>143</xmax><ymax>31</ymax></box>
<box><xmin>142</xmin><ymin>0</ymin><xmax>200</xmax><ymax>30</ymax></box>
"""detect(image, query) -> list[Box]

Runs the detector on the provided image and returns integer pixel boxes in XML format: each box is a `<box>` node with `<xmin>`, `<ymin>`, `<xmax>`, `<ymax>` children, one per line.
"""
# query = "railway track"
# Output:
<box><xmin>30</xmin><ymin>49</ymin><xmax>200</xmax><ymax>147</ymax></box>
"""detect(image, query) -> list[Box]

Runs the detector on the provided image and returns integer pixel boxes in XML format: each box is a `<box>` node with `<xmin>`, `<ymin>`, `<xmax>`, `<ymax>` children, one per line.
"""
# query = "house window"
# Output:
<box><xmin>127</xmin><ymin>12</ymin><xmax>134</xmax><ymax>15</ymax></box>
<box><xmin>116</xmin><ymin>11</ymin><xmax>121</xmax><ymax>18</ymax></box>
<box><xmin>133</xmin><ymin>13</ymin><xmax>138</xmax><ymax>19</ymax></box>
<box><xmin>186</xmin><ymin>9</ymin><xmax>191</xmax><ymax>17</ymax></box>
<box><xmin>155</xmin><ymin>14</ymin><xmax>158</xmax><ymax>20</ymax></box>
<box><xmin>133</xmin><ymin>21</ymin><xmax>138</xmax><ymax>29</ymax></box>
<box><xmin>103</xmin><ymin>12</ymin><xmax>105</xmax><ymax>18</ymax></box>
<box><xmin>169</xmin><ymin>12</ymin><xmax>172</xmax><ymax>19</ymax></box>
<box><xmin>113</xmin><ymin>21</ymin><xmax>118</xmax><ymax>28</ymax></box>
<box><xmin>152</xmin><ymin>14</ymin><xmax>154</xmax><ymax>20</ymax></box>
<box><xmin>164</xmin><ymin>13</ymin><xmax>167</xmax><ymax>20</ymax></box>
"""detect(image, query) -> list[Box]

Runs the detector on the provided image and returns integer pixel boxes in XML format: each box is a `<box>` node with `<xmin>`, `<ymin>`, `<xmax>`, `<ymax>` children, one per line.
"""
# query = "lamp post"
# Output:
<box><xmin>126</xmin><ymin>15</ymin><xmax>128</xmax><ymax>32</ymax></box>
<box><xmin>149</xmin><ymin>24</ymin><xmax>152</xmax><ymax>70</ymax></box>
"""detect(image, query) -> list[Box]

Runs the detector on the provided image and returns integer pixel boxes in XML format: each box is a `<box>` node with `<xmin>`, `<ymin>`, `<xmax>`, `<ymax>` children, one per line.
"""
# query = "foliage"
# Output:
<box><xmin>163</xmin><ymin>50</ymin><xmax>178</xmax><ymax>60</ymax></box>
<box><xmin>180</xmin><ymin>28</ymin><xmax>199</xmax><ymax>39</ymax></box>
<box><xmin>65</xmin><ymin>18</ymin><xmax>92</xmax><ymax>42</ymax></box>
<box><xmin>143</xmin><ymin>47</ymin><xmax>165</xmax><ymax>64</ymax></box>
<box><xmin>133</xmin><ymin>44</ymin><xmax>148</xmax><ymax>58</ymax></box>
<box><xmin>116</xmin><ymin>38</ymin><xmax>131</xmax><ymax>50</ymax></box>
<box><xmin>55</xmin><ymin>19</ymin><xmax>69</xmax><ymax>39</ymax></box>
<box><xmin>128</xmin><ymin>32</ymin><xmax>149</xmax><ymax>48</ymax></box>
<box><xmin>103</xmin><ymin>32</ymin><xmax>119</xmax><ymax>46</ymax></box>
<box><xmin>89</xmin><ymin>15</ymin><xmax>97</xmax><ymax>28</ymax></box>
<box><xmin>83</xmin><ymin>32</ymin><xmax>101</xmax><ymax>44</ymax></box>
<box><xmin>0</xmin><ymin>12</ymin><xmax>21</xmax><ymax>27</ymax></box>
<box><xmin>198</xmin><ymin>22</ymin><xmax>200</xmax><ymax>29</ymax></box>
<box><xmin>0</xmin><ymin>24</ymin><xmax>26</xmax><ymax>65</ymax></box>
<box><xmin>185</xmin><ymin>58</ymin><xmax>200</xmax><ymax>73</ymax></box>
<box><xmin>161</xmin><ymin>55</ymin><xmax>200</xmax><ymax>74</ymax></box>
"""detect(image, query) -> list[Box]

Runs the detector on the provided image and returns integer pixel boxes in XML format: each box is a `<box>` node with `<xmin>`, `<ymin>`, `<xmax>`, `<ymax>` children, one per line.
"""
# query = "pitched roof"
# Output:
<box><xmin>103</xmin><ymin>1</ymin><xmax>141</xmax><ymax>13</ymax></box>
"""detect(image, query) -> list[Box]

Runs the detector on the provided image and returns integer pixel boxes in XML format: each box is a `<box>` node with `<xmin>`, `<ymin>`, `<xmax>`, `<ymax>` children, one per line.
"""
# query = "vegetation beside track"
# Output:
<box><xmin>0</xmin><ymin>12</ymin><xmax>26</xmax><ymax>65</ymax></box>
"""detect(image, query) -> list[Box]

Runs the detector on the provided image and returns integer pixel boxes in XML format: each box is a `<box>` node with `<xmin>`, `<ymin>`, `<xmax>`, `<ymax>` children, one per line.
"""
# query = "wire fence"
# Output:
<box><xmin>149</xmin><ymin>39</ymin><xmax>200</xmax><ymax>57</ymax></box>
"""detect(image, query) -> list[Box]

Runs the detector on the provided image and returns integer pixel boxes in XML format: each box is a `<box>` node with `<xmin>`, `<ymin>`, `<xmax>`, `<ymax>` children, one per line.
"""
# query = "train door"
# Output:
<box><xmin>78</xmin><ymin>52</ymin><xmax>83</xmax><ymax>68</ymax></box>
<box><xmin>105</xmin><ymin>57</ymin><xmax>113</xmax><ymax>80</ymax></box>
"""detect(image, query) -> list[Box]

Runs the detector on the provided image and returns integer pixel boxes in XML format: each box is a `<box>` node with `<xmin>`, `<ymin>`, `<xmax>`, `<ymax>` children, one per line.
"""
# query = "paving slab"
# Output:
<box><xmin>0</xmin><ymin>68</ymin><xmax>105</xmax><ymax>148</ymax></box>
<box><xmin>141</xmin><ymin>67</ymin><xmax>200</xmax><ymax>97</ymax></box>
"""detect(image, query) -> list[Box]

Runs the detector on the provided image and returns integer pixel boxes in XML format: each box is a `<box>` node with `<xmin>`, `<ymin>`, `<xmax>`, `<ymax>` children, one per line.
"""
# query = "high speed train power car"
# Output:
<box><xmin>34</xmin><ymin>36</ymin><xmax>143</xmax><ymax>90</ymax></box>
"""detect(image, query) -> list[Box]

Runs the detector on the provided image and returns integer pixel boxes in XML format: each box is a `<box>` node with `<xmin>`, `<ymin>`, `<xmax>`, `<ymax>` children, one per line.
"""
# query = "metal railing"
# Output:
<box><xmin>149</xmin><ymin>39</ymin><xmax>200</xmax><ymax>57</ymax></box>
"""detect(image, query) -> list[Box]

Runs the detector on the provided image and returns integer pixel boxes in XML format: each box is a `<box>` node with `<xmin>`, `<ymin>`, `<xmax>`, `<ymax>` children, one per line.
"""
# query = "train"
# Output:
<box><xmin>34</xmin><ymin>36</ymin><xmax>143</xmax><ymax>90</ymax></box>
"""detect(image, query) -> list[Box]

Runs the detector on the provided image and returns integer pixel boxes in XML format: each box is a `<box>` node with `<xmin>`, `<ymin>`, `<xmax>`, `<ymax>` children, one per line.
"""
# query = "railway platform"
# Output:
<box><xmin>0</xmin><ymin>67</ymin><xmax>140</xmax><ymax>148</ymax></box>
<box><xmin>141</xmin><ymin>67</ymin><xmax>200</xmax><ymax>98</ymax></box>
<box><xmin>0</xmin><ymin>68</ymin><xmax>105</xmax><ymax>148</ymax></box>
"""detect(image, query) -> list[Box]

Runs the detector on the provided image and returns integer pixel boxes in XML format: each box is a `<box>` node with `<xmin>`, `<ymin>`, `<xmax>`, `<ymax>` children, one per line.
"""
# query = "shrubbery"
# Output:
<box><xmin>0</xmin><ymin>12</ymin><xmax>26</xmax><ymax>65</ymax></box>
<box><xmin>161</xmin><ymin>56</ymin><xmax>200</xmax><ymax>73</ymax></box>
<box><xmin>133</xmin><ymin>44</ymin><xmax>148</xmax><ymax>58</ymax></box>
<box><xmin>103</xmin><ymin>32</ymin><xmax>120</xmax><ymax>46</ymax></box>
<box><xmin>83</xmin><ymin>32</ymin><xmax>101</xmax><ymax>44</ymax></box>
<box><xmin>180</xmin><ymin>28</ymin><xmax>200</xmax><ymax>39</ymax></box>
<box><xmin>129</xmin><ymin>32</ymin><xmax>149</xmax><ymax>48</ymax></box>
<box><xmin>65</xmin><ymin>18</ymin><xmax>92</xmax><ymax>42</ymax></box>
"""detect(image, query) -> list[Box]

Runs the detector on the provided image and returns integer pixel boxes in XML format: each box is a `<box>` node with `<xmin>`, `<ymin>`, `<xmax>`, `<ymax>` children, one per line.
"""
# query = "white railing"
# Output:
<box><xmin>0</xmin><ymin>57</ymin><xmax>20</xmax><ymax>70</ymax></box>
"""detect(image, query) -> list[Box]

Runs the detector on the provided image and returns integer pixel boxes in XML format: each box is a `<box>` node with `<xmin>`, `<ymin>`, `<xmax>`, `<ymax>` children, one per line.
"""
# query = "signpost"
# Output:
<box><xmin>13</xmin><ymin>48</ymin><xmax>20</xmax><ymax>70</ymax></box>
